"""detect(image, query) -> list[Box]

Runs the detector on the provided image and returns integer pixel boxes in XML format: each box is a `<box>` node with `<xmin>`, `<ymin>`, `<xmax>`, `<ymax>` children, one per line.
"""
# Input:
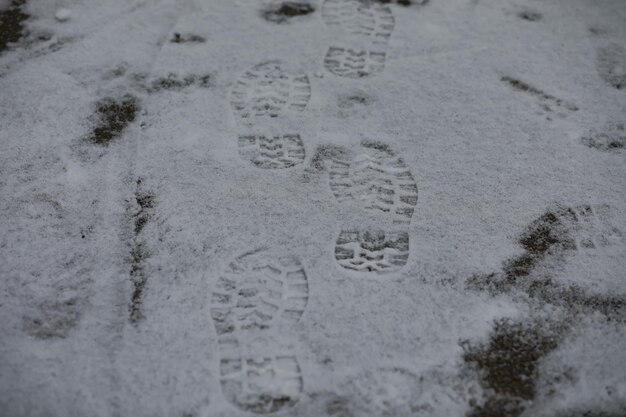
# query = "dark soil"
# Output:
<box><xmin>553</xmin><ymin>411</ymin><xmax>626</xmax><ymax>417</ymax></box>
<box><xmin>89</xmin><ymin>95</ymin><xmax>139</xmax><ymax>145</ymax></box>
<box><xmin>467</xmin><ymin>207</ymin><xmax>575</xmax><ymax>293</ymax></box>
<box><xmin>129</xmin><ymin>243</ymin><xmax>148</xmax><ymax>324</ymax></box>
<box><xmin>338</xmin><ymin>92</ymin><xmax>374</xmax><ymax>109</ymax></box>
<box><xmin>262</xmin><ymin>2</ymin><xmax>315</xmax><ymax>23</ymax></box>
<box><xmin>518</xmin><ymin>10</ymin><xmax>542</xmax><ymax>21</ymax></box>
<box><xmin>467</xmin><ymin>205</ymin><xmax>626</xmax><ymax>322</ymax></box>
<box><xmin>134</xmin><ymin>189</ymin><xmax>155</xmax><ymax>235</ymax></box>
<box><xmin>128</xmin><ymin>179</ymin><xmax>155</xmax><ymax>324</ymax></box>
<box><xmin>501</xmin><ymin>76</ymin><xmax>579</xmax><ymax>112</ymax></box>
<box><xmin>170</xmin><ymin>32</ymin><xmax>206</xmax><ymax>44</ymax></box>
<box><xmin>149</xmin><ymin>73</ymin><xmax>212</xmax><ymax>92</ymax></box>
<box><xmin>581</xmin><ymin>130</ymin><xmax>626</xmax><ymax>151</ymax></box>
<box><xmin>0</xmin><ymin>0</ymin><xmax>28</xmax><ymax>53</ymax></box>
<box><xmin>375</xmin><ymin>0</ymin><xmax>428</xmax><ymax>6</ymax></box>
<box><xmin>463</xmin><ymin>319</ymin><xmax>560</xmax><ymax>417</ymax></box>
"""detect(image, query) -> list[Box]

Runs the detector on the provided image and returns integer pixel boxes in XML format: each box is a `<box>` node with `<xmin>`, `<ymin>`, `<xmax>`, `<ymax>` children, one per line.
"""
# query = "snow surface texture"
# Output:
<box><xmin>0</xmin><ymin>0</ymin><xmax>625</xmax><ymax>416</ymax></box>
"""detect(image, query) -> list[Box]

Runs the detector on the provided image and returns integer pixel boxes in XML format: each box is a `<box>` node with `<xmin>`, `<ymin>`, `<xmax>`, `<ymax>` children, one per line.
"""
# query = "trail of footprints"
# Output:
<box><xmin>216</xmin><ymin>1</ymin><xmax>415</xmax><ymax>412</ymax></box>
<box><xmin>216</xmin><ymin>3</ymin><xmax>418</xmax><ymax>408</ymax></box>
<box><xmin>230</xmin><ymin>61</ymin><xmax>310</xmax><ymax>169</ymax></box>
<box><xmin>211</xmin><ymin>249</ymin><xmax>309</xmax><ymax>413</ymax></box>
<box><xmin>322</xmin><ymin>0</ymin><xmax>395</xmax><ymax>78</ymax></box>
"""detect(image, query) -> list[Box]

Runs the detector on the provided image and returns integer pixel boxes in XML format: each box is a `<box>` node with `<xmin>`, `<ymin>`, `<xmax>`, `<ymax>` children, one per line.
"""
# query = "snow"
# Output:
<box><xmin>54</xmin><ymin>8</ymin><xmax>71</xmax><ymax>22</ymax></box>
<box><xmin>0</xmin><ymin>0</ymin><xmax>625</xmax><ymax>416</ymax></box>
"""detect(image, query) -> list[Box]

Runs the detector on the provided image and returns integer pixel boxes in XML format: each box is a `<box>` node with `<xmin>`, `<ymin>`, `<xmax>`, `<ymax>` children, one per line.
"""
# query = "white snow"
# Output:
<box><xmin>0</xmin><ymin>0</ymin><xmax>625</xmax><ymax>416</ymax></box>
<box><xmin>54</xmin><ymin>8</ymin><xmax>71</xmax><ymax>22</ymax></box>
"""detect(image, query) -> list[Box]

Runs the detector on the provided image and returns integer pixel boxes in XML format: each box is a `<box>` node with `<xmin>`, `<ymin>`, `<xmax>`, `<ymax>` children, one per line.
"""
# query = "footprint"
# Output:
<box><xmin>329</xmin><ymin>141</ymin><xmax>417</xmax><ymax>274</ymax></box>
<box><xmin>211</xmin><ymin>249</ymin><xmax>309</xmax><ymax>413</ymax></box>
<box><xmin>230</xmin><ymin>61</ymin><xmax>311</xmax><ymax>168</ymax></box>
<box><xmin>321</xmin><ymin>0</ymin><xmax>395</xmax><ymax>78</ymax></box>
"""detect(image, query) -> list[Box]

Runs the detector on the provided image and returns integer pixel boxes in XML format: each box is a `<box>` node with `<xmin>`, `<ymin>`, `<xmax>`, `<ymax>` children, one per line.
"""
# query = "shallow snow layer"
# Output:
<box><xmin>0</xmin><ymin>0</ymin><xmax>625</xmax><ymax>416</ymax></box>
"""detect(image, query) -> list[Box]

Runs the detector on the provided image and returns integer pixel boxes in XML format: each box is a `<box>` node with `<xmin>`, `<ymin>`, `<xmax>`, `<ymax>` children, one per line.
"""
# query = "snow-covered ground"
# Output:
<box><xmin>0</xmin><ymin>0</ymin><xmax>625</xmax><ymax>416</ymax></box>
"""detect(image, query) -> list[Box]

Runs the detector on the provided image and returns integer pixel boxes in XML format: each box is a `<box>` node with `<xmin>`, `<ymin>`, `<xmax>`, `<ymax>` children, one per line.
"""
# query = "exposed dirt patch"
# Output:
<box><xmin>338</xmin><ymin>92</ymin><xmax>374</xmax><ymax>109</ymax></box>
<box><xmin>0</xmin><ymin>0</ymin><xmax>28</xmax><ymax>54</ymax></box>
<box><xmin>262</xmin><ymin>2</ymin><xmax>315</xmax><ymax>23</ymax></box>
<box><xmin>517</xmin><ymin>10</ymin><xmax>542</xmax><ymax>22</ymax></box>
<box><xmin>467</xmin><ymin>205</ymin><xmax>626</xmax><ymax>322</ymax></box>
<box><xmin>89</xmin><ymin>95</ymin><xmax>139</xmax><ymax>145</ymax></box>
<box><xmin>503</xmin><ymin>78</ymin><xmax>541</xmax><ymax>95</ymax></box>
<box><xmin>128</xmin><ymin>178</ymin><xmax>155</xmax><ymax>324</ymax></box>
<box><xmin>134</xmin><ymin>181</ymin><xmax>155</xmax><ymax>235</ymax></box>
<box><xmin>502</xmin><ymin>76</ymin><xmax>579</xmax><ymax>113</ymax></box>
<box><xmin>552</xmin><ymin>410</ymin><xmax>626</xmax><ymax>417</ymax></box>
<box><xmin>463</xmin><ymin>319</ymin><xmax>560</xmax><ymax>417</ymax></box>
<box><xmin>129</xmin><ymin>243</ymin><xmax>148</xmax><ymax>324</ymax></box>
<box><xmin>582</xmin><ymin>134</ymin><xmax>626</xmax><ymax>151</ymax></box>
<box><xmin>588</xmin><ymin>27</ymin><xmax>608</xmax><ymax>37</ymax></box>
<box><xmin>528</xmin><ymin>279</ymin><xmax>626</xmax><ymax>321</ymax></box>
<box><xmin>170</xmin><ymin>32</ymin><xmax>206</xmax><ymax>44</ymax></box>
<box><xmin>148</xmin><ymin>73</ymin><xmax>212</xmax><ymax>92</ymax></box>
<box><xmin>582</xmin><ymin>124</ymin><xmax>626</xmax><ymax>151</ymax></box>
<box><xmin>467</xmin><ymin>207</ymin><xmax>575</xmax><ymax>293</ymax></box>
<box><xmin>375</xmin><ymin>0</ymin><xmax>428</xmax><ymax>6</ymax></box>
<box><xmin>518</xmin><ymin>211</ymin><xmax>575</xmax><ymax>255</ymax></box>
